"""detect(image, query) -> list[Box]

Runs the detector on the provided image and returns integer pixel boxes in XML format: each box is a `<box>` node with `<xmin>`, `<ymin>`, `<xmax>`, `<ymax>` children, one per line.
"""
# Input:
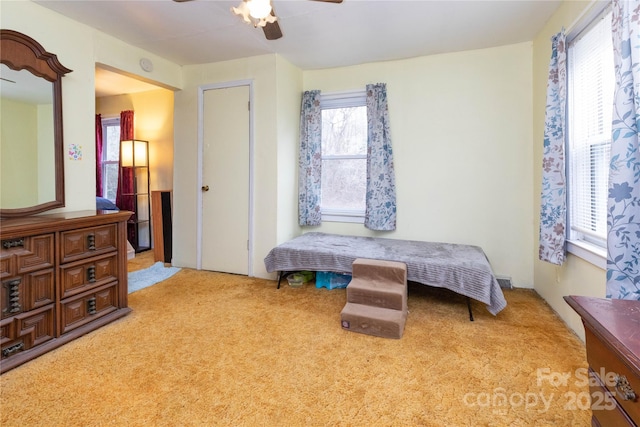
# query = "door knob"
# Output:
<box><xmin>202</xmin><ymin>185</ymin><xmax>210</xmax><ymax>192</ymax></box>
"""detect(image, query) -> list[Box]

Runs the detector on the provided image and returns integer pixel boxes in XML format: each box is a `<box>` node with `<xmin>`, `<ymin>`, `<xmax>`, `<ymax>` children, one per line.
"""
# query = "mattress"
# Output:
<box><xmin>264</xmin><ymin>232</ymin><xmax>507</xmax><ymax>315</ymax></box>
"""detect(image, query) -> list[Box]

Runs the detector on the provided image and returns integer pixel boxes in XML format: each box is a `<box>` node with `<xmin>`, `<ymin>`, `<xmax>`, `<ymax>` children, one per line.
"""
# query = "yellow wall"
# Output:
<box><xmin>1</xmin><ymin>99</ymin><xmax>56</xmax><ymax>208</ymax></box>
<box><xmin>532</xmin><ymin>0</ymin><xmax>606</xmax><ymax>340</ymax></box>
<box><xmin>95</xmin><ymin>89</ymin><xmax>175</xmax><ymax>193</ymax></box>
<box><xmin>172</xmin><ymin>43</ymin><xmax>535</xmax><ymax>289</ymax></box>
<box><xmin>0</xmin><ymin>98</ymin><xmax>38</xmax><ymax>207</ymax></box>
<box><xmin>303</xmin><ymin>42</ymin><xmax>535</xmax><ymax>289</ymax></box>
<box><xmin>275</xmin><ymin>55</ymin><xmax>304</xmax><ymax>244</ymax></box>
<box><xmin>173</xmin><ymin>55</ymin><xmax>301</xmax><ymax>277</ymax></box>
<box><xmin>37</xmin><ymin>103</ymin><xmax>55</xmax><ymax>202</ymax></box>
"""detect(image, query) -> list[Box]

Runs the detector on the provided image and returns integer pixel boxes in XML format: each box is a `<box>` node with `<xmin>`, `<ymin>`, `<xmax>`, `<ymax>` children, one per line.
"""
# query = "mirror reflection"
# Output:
<box><xmin>1</xmin><ymin>64</ymin><xmax>56</xmax><ymax>209</ymax></box>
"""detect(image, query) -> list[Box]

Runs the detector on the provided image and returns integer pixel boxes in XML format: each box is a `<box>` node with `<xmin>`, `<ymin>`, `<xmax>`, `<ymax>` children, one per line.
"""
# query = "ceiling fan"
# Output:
<box><xmin>173</xmin><ymin>0</ymin><xmax>343</xmax><ymax>41</ymax></box>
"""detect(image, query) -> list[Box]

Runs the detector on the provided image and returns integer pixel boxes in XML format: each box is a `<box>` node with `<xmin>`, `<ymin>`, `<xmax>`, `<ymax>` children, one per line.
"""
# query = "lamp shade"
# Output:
<box><xmin>121</xmin><ymin>139</ymin><xmax>148</xmax><ymax>167</ymax></box>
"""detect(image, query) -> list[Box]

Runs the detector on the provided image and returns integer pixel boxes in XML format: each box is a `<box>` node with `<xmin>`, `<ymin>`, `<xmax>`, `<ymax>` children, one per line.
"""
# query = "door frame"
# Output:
<box><xmin>196</xmin><ymin>79</ymin><xmax>254</xmax><ymax>276</ymax></box>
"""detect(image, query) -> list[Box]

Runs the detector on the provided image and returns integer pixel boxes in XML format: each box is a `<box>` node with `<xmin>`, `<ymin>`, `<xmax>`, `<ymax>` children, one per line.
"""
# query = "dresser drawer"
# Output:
<box><xmin>0</xmin><ymin>234</ymin><xmax>54</xmax><ymax>279</ymax></box>
<box><xmin>59</xmin><ymin>253</ymin><xmax>118</xmax><ymax>299</ymax></box>
<box><xmin>0</xmin><ymin>316</ymin><xmax>15</xmax><ymax>346</ymax></box>
<box><xmin>60</xmin><ymin>224</ymin><xmax>118</xmax><ymax>263</ymax></box>
<box><xmin>589</xmin><ymin>368</ymin><xmax>636</xmax><ymax>426</ymax></box>
<box><xmin>0</xmin><ymin>211</ymin><xmax>132</xmax><ymax>374</ymax></box>
<box><xmin>59</xmin><ymin>283</ymin><xmax>118</xmax><ymax>334</ymax></box>
<box><xmin>586</xmin><ymin>327</ymin><xmax>640</xmax><ymax>423</ymax></box>
<box><xmin>1</xmin><ymin>268</ymin><xmax>55</xmax><ymax>319</ymax></box>
<box><xmin>0</xmin><ymin>304</ymin><xmax>55</xmax><ymax>359</ymax></box>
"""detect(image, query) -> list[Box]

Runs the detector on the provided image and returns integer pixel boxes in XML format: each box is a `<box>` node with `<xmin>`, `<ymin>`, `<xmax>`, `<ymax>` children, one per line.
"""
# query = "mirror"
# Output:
<box><xmin>0</xmin><ymin>30</ymin><xmax>72</xmax><ymax>218</ymax></box>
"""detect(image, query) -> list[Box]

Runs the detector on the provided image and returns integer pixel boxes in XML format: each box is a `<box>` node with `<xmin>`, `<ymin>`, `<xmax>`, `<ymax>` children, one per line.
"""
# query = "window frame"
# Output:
<box><xmin>565</xmin><ymin>3</ymin><xmax>612</xmax><ymax>269</ymax></box>
<box><xmin>320</xmin><ymin>90</ymin><xmax>367</xmax><ymax>223</ymax></box>
<box><xmin>100</xmin><ymin>117</ymin><xmax>121</xmax><ymax>202</ymax></box>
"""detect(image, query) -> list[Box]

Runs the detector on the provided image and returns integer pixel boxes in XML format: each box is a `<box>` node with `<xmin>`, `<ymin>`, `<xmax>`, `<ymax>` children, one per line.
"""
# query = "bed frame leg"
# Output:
<box><xmin>277</xmin><ymin>271</ymin><xmax>283</xmax><ymax>289</ymax></box>
<box><xmin>467</xmin><ymin>297</ymin><xmax>474</xmax><ymax>322</ymax></box>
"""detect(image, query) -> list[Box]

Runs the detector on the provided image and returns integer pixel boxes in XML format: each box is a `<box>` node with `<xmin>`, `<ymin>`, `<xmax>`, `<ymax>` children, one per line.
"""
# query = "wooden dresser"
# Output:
<box><xmin>0</xmin><ymin>210</ymin><xmax>132</xmax><ymax>373</ymax></box>
<box><xmin>565</xmin><ymin>295</ymin><xmax>639</xmax><ymax>426</ymax></box>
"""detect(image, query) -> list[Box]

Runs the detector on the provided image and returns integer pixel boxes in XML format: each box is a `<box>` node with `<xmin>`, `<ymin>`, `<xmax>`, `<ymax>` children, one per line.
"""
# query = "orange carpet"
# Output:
<box><xmin>0</xmin><ymin>257</ymin><xmax>591</xmax><ymax>426</ymax></box>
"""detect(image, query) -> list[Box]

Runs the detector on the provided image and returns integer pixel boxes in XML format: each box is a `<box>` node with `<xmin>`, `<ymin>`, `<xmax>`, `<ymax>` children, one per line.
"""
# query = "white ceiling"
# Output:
<box><xmin>1</xmin><ymin>64</ymin><xmax>52</xmax><ymax>104</ymax></box>
<box><xmin>33</xmin><ymin>0</ymin><xmax>563</xmax><ymax>96</ymax></box>
<box><xmin>94</xmin><ymin>66</ymin><xmax>163</xmax><ymax>97</ymax></box>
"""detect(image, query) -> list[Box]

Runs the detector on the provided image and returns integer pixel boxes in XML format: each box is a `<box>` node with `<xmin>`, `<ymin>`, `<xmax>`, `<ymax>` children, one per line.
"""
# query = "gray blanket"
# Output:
<box><xmin>264</xmin><ymin>232</ymin><xmax>507</xmax><ymax>315</ymax></box>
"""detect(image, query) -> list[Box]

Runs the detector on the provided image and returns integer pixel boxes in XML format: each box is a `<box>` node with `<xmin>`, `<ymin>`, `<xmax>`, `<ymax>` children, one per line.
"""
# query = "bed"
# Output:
<box><xmin>264</xmin><ymin>232</ymin><xmax>507</xmax><ymax>317</ymax></box>
<box><xmin>96</xmin><ymin>197</ymin><xmax>119</xmax><ymax>211</ymax></box>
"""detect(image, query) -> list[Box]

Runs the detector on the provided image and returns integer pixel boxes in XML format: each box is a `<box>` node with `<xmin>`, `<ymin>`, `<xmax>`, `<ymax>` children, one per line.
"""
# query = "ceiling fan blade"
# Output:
<box><xmin>172</xmin><ymin>0</ymin><xmax>195</xmax><ymax>2</ymax></box>
<box><xmin>262</xmin><ymin>0</ymin><xmax>340</xmax><ymax>40</ymax></box>
<box><xmin>262</xmin><ymin>11</ymin><xmax>282</xmax><ymax>40</ymax></box>
<box><xmin>263</xmin><ymin>21</ymin><xmax>282</xmax><ymax>40</ymax></box>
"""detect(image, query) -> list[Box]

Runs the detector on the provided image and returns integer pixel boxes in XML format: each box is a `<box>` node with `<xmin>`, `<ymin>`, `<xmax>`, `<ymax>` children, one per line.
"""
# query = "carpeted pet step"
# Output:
<box><xmin>347</xmin><ymin>258</ymin><xmax>407</xmax><ymax>311</ymax></box>
<box><xmin>351</xmin><ymin>258</ymin><xmax>407</xmax><ymax>287</ymax></box>
<box><xmin>347</xmin><ymin>278</ymin><xmax>406</xmax><ymax>311</ymax></box>
<box><xmin>340</xmin><ymin>302</ymin><xmax>407</xmax><ymax>339</ymax></box>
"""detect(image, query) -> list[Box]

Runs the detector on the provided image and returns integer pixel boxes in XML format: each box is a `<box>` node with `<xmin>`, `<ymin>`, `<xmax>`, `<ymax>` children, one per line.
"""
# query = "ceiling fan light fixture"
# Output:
<box><xmin>232</xmin><ymin>0</ymin><xmax>277</xmax><ymax>29</ymax></box>
<box><xmin>247</xmin><ymin>0</ymin><xmax>272</xmax><ymax>20</ymax></box>
<box><xmin>231</xmin><ymin>3</ymin><xmax>252</xmax><ymax>25</ymax></box>
<box><xmin>253</xmin><ymin>14</ymin><xmax>276</xmax><ymax>28</ymax></box>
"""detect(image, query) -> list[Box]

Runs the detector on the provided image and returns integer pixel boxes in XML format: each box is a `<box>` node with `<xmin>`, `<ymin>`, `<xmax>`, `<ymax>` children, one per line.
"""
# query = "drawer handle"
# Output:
<box><xmin>2</xmin><ymin>239</ymin><xmax>24</xmax><ymax>249</ymax></box>
<box><xmin>614</xmin><ymin>374</ymin><xmax>636</xmax><ymax>401</ymax></box>
<box><xmin>87</xmin><ymin>266</ymin><xmax>96</xmax><ymax>283</ymax></box>
<box><xmin>2</xmin><ymin>278</ymin><xmax>22</xmax><ymax>315</ymax></box>
<box><xmin>2</xmin><ymin>342</ymin><xmax>24</xmax><ymax>358</ymax></box>
<box><xmin>87</xmin><ymin>234</ymin><xmax>96</xmax><ymax>251</ymax></box>
<box><xmin>87</xmin><ymin>297</ymin><xmax>97</xmax><ymax>315</ymax></box>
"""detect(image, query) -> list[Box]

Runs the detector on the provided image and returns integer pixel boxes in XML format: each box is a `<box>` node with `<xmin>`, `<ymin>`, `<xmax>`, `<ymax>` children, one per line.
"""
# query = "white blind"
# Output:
<box><xmin>567</xmin><ymin>10</ymin><xmax>614</xmax><ymax>244</ymax></box>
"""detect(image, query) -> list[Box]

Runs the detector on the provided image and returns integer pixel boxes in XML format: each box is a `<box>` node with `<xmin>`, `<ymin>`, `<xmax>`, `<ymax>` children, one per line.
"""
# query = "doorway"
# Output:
<box><xmin>197</xmin><ymin>81</ymin><xmax>253</xmax><ymax>275</ymax></box>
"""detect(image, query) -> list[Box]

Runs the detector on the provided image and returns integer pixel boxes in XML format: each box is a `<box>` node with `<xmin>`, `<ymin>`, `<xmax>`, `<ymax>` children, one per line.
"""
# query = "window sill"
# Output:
<box><xmin>566</xmin><ymin>240</ymin><xmax>606</xmax><ymax>270</ymax></box>
<box><xmin>321</xmin><ymin>211</ymin><xmax>364</xmax><ymax>224</ymax></box>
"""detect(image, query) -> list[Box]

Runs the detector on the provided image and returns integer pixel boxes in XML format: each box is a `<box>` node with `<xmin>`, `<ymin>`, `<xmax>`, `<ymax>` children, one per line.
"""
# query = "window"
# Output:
<box><xmin>567</xmin><ymin>9</ymin><xmax>614</xmax><ymax>255</ymax></box>
<box><xmin>320</xmin><ymin>90</ymin><xmax>367</xmax><ymax>222</ymax></box>
<box><xmin>101</xmin><ymin>118</ymin><xmax>120</xmax><ymax>202</ymax></box>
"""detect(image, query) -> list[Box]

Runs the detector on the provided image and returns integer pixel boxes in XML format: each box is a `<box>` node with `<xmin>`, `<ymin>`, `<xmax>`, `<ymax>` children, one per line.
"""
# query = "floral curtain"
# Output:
<box><xmin>607</xmin><ymin>0</ymin><xmax>640</xmax><ymax>300</ymax></box>
<box><xmin>539</xmin><ymin>30</ymin><xmax>567</xmax><ymax>265</ymax></box>
<box><xmin>95</xmin><ymin>114</ymin><xmax>103</xmax><ymax>197</ymax></box>
<box><xmin>365</xmin><ymin>83</ymin><xmax>397</xmax><ymax>231</ymax></box>
<box><xmin>298</xmin><ymin>90</ymin><xmax>322</xmax><ymax>226</ymax></box>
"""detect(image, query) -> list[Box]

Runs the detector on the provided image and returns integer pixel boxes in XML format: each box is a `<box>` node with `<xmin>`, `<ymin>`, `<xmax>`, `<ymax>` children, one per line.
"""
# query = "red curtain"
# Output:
<box><xmin>116</xmin><ymin>110</ymin><xmax>136</xmax><ymax>244</ymax></box>
<box><xmin>120</xmin><ymin>110</ymin><xmax>134</xmax><ymax>141</ymax></box>
<box><xmin>116</xmin><ymin>110</ymin><xmax>135</xmax><ymax>212</ymax></box>
<box><xmin>95</xmin><ymin>114</ymin><xmax>103</xmax><ymax>196</ymax></box>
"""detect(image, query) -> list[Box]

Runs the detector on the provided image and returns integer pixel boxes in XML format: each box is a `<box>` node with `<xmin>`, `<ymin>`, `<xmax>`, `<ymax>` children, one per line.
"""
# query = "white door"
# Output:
<box><xmin>201</xmin><ymin>85</ymin><xmax>250</xmax><ymax>275</ymax></box>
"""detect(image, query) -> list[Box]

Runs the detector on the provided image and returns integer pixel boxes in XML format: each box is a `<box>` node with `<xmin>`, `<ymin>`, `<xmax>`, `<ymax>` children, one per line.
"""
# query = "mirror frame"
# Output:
<box><xmin>0</xmin><ymin>29</ymin><xmax>72</xmax><ymax>218</ymax></box>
